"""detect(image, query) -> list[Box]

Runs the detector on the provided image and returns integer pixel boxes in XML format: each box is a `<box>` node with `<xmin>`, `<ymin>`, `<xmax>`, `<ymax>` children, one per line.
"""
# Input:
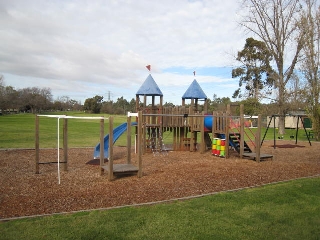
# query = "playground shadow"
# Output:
<box><xmin>270</xmin><ymin>144</ymin><xmax>305</xmax><ymax>148</ymax></box>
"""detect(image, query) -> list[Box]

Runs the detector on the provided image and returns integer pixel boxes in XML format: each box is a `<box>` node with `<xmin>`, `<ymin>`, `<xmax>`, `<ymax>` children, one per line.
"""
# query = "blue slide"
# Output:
<box><xmin>94</xmin><ymin>122</ymin><xmax>137</xmax><ymax>159</ymax></box>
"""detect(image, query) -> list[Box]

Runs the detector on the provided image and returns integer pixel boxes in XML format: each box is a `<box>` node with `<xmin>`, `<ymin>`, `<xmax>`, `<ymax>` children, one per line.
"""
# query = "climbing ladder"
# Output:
<box><xmin>228</xmin><ymin>119</ymin><xmax>273</xmax><ymax>161</ymax></box>
<box><xmin>229</xmin><ymin>133</ymin><xmax>252</xmax><ymax>153</ymax></box>
<box><xmin>146</xmin><ymin>126</ymin><xmax>168</xmax><ymax>156</ymax></box>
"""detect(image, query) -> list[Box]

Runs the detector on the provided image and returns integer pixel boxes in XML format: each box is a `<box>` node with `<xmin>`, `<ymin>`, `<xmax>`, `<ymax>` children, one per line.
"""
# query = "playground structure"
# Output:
<box><xmin>35</xmin><ymin>71</ymin><xmax>273</xmax><ymax>182</ymax></box>
<box><xmin>93</xmin><ymin>73</ymin><xmax>272</xmax><ymax>180</ymax></box>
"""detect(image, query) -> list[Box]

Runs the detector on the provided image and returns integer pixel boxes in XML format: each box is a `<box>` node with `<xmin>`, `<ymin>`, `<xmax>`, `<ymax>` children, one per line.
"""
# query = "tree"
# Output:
<box><xmin>69</xmin><ymin>99</ymin><xmax>82</xmax><ymax>111</ymax></box>
<box><xmin>0</xmin><ymin>75</ymin><xmax>5</xmax><ymax>113</ymax></box>
<box><xmin>209</xmin><ymin>94</ymin><xmax>231</xmax><ymax>112</ymax></box>
<box><xmin>83</xmin><ymin>95</ymin><xmax>103</xmax><ymax>113</ymax></box>
<box><xmin>232</xmin><ymin>37</ymin><xmax>275</xmax><ymax>100</ymax></box>
<box><xmin>17</xmin><ymin>87</ymin><xmax>52</xmax><ymax>113</ymax></box>
<box><xmin>299</xmin><ymin>0</ymin><xmax>320</xmax><ymax>140</ymax></box>
<box><xmin>113</xmin><ymin>97</ymin><xmax>129</xmax><ymax>115</ymax></box>
<box><xmin>128</xmin><ymin>98</ymin><xmax>136</xmax><ymax>112</ymax></box>
<box><xmin>100</xmin><ymin>100</ymin><xmax>113</xmax><ymax>114</ymax></box>
<box><xmin>241</xmin><ymin>0</ymin><xmax>304</xmax><ymax>134</ymax></box>
<box><xmin>285</xmin><ymin>73</ymin><xmax>307</xmax><ymax>112</ymax></box>
<box><xmin>163</xmin><ymin>102</ymin><xmax>175</xmax><ymax>107</ymax></box>
<box><xmin>240</xmin><ymin>98</ymin><xmax>262</xmax><ymax>116</ymax></box>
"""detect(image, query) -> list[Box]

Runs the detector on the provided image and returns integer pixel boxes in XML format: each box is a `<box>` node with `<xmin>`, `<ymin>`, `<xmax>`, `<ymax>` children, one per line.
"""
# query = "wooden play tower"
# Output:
<box><xmin>135</xmin><ymin>70</ymin><xmax>210</xmax><ymax>154</ymax></box>
<box><xmin>135</xmin><ymin>69</ymin><xmax>272</xmax><ymax>162</ymax></box>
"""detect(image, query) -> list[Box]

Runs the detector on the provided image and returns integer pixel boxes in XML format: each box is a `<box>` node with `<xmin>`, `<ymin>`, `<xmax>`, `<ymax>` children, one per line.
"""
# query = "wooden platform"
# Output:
<box><xmin>242</xmin><ymin>153</ymin><xmax>273</xmax><ymax>161</ymax></box>
<box><xmin>102</xmin><ymin>164</ymin><xmax>139</xmax><ymax>175</ymax></box>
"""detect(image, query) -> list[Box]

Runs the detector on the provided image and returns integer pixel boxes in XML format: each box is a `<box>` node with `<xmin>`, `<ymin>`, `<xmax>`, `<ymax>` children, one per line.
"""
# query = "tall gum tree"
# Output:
<box><xmin>240</xmin><ymin>0</ymin><xmax>304</xmax><ymax>134</ymax></box>
<box><xmin>300</xmin><ymin>0</ymin><xmax>320</xmax><ymax>140</ymax></box>
<box><xmin>232</xmin><ymin>37</ymin><xmax>275</xmax><ymax>100</ymax></box>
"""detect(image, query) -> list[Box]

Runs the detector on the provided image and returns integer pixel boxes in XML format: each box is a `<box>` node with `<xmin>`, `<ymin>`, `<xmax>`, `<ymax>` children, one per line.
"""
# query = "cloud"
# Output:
<box><xmin>0</xmin><ymin>0</ymin><xmax>245</xmax><ymax>104</ymax></box>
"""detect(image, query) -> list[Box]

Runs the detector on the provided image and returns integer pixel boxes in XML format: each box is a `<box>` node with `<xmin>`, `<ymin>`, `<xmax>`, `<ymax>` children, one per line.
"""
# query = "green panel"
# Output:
<box><xmin>303</xmin><ymin>118</ymin><xmax>312</xmax><ymax>128</ymax></box>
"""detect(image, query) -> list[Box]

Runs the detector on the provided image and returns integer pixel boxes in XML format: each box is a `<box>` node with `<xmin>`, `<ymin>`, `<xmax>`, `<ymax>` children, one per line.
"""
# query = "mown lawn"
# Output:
<box><xmin>0</xmin><ymin>112</ymin><xmax>128</xmax><ymax>148</ymax></box>
<box><xmin>0</xmin><ymin>177</ymin><xmax>319</xmax><ymax>239</ymax></box>
<box><xmin>0</xmin><ymin>112</ymin><xmax>314</xmax><ymax>149</ymax></box>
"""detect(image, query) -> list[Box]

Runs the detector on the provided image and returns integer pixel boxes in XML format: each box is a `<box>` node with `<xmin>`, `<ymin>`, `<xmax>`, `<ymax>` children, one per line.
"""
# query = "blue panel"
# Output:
<box><xmin>136</xmin><ymin>74</ymin><xmax>163</xmax><ymax>96</ymax></box>
<box><xmin>182</xmin><ymin>79</ymin><xmax>207</xmax><ymax>99</ymax></box>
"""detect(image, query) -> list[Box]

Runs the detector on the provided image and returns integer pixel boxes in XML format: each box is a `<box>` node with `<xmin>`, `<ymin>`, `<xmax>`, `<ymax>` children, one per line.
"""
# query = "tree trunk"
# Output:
<box><xmin>313</xmin><ymin>103</ymin><xmax>320</xmax><ymax>141</ymax></box>
<box><xmin>277</xmin><ymin>68</ymin><xmax>286</xmax><ymax>135</ymax></box>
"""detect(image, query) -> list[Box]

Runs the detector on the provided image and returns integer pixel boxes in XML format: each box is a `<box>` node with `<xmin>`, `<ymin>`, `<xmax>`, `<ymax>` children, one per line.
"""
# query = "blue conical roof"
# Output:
<box><xmin>136</xmin><ymin>74</ymin><xmax>163</xmax><ymax>96</ymax></box>
<box><xmin>182</xmin><ymin>79</ymin><xmax>207</xmax><ymax>99</ymax></box>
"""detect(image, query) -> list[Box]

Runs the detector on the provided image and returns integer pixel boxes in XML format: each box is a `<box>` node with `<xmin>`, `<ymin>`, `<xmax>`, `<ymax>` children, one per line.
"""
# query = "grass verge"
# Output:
<box><xmin>1</xmin><ymin>177</ymin><xmax>319</xmax><ymax>240</ymax></box>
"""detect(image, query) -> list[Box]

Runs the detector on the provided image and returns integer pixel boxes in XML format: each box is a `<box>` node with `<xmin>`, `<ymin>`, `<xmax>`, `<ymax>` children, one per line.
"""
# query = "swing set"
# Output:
<box><xmin>261</xmin><ymin>114</ymin><xmax>312</xmax><ymax>148</ymax></box>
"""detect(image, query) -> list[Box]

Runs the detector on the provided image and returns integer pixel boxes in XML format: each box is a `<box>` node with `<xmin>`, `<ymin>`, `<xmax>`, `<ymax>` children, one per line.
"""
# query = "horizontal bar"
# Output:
<box><xmin>64</xmin><ymin>116</ymin><xmax>108</xmax><ymax>120</ymax></box>
<box><xmin>38</xmin><ymin>161</ymin><xmax>67</xmax><ymax>164</ymax></box>
<box><xmin>37</xmin><ymin>115</ymin><xmax>108</xmax><ymax>120</ymax></box>
<box><xmin>142</xmin><ymin>113</ymin><xmax>205</xmax><ymax>117</ymax></box>
<box><xmin>37</xmin><ymin>115</ymin><xmax>67</xmax><ymax>118</ymax></box>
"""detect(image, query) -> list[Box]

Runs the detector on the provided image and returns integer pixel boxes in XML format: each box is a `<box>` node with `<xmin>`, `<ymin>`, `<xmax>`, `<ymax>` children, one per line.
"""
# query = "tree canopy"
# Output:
<box><xmin>232</xmin><ymin>37</ymin><xmax>275</xmax><ymax>100</ymax></box>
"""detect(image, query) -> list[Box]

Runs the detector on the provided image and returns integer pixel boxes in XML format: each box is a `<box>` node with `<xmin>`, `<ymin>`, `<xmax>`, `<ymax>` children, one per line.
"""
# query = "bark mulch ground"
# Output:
<box><xmin>1</xmin><ymin>140</ymin><xmax>319</xmax><ymax>219</ymax></box>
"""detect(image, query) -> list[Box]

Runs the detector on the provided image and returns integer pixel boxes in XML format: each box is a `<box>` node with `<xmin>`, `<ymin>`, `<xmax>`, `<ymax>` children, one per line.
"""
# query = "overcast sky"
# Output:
<box><xmin>0</xmin><ymin>0</ymin><xmax>247</xmax><ymax>105</ymax></box>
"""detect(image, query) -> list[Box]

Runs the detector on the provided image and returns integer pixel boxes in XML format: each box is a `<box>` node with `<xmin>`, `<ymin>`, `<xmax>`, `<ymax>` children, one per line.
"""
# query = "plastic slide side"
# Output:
<box><xmin>93</xmin><ymin>122</ymin><xmax>137</xmax><ymax>159</ymax></box>
<box><xmin>204</xmin><ymin>115</ymin><xmax>213</xmax><ymax>130</ymax></box>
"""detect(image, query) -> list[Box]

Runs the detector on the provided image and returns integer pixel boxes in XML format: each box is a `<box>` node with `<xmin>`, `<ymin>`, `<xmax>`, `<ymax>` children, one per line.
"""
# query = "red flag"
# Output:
<box><xmin>146</xmin><ymin>65</ymin><xmax>151</xmax><ymax>71</ymax></box>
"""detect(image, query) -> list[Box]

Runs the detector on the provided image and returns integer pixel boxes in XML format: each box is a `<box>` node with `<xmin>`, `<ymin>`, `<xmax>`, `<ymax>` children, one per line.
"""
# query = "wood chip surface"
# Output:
<box><xmin>1</xmin><ymin>140</ymin><xmax>319</xmax><ymax>219</ymax></box>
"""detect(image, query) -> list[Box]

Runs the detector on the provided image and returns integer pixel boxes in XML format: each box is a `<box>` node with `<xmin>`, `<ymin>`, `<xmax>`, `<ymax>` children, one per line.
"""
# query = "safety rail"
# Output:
<box><xmin>229</xmin><ymin>117</ymin><xmax>256</xmax><ymax>148</ymax></box>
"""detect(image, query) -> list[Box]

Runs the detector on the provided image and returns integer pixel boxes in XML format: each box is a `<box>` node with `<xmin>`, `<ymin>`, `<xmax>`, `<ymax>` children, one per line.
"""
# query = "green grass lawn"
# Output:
<box><xmin>0</xmin><ymin>112</ymin><xmax>129</xmax><ymax>148</ymax></box>
<box><xmin>1</xmin><ymin>177</ymin><xmax>319</xmax><ymax>239</ymax></box>
<box><xmin>0</xmin><ymin>112</ymin><xmax>315</xmax><ymax>149</ymax></box>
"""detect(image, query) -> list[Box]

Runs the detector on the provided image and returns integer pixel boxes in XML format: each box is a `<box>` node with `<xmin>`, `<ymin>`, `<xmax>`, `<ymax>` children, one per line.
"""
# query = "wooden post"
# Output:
<box><xmin>255</xmin><ymin>114</ymin><xmax>262</xmax><ymax>163</ymax></box>
<box><xmin>240</xmin><ymin>104</ymin><xmax>244</xmax><ymax>158</ymax></box>
<box><xmin>138</xmin><ymin>111</ymin><xmax>143</xmax><ymax>178</ymax></box>
<box><xmin>227</xmin><ymin>104</ymin><xmax>231</xmax><ymax>115</ymax></box>
<box><xmin>143</xmin><ymin>95</ymin><xmax>147</xmax><ymax>108</ymax></box>
<box><xmin>160</xmin><ymin>95</ymin><xmax>163</xmax><ymax>126</ymax></box>
<box><xmin>63</xmin><ymin>118</ymin><xmax>68</xmax><ymax>171</ymax></box>
<box><xmin>108</xmin><ymin>117</ymin><xmax>114</xmax><ymax>180</ymax></box>
<box><xmin>142</xmin><ymin>113</ymin><xmax>146</xmax><ymax>155</ymax></box>
<box><xmin>212</xmin><ymin>112</ymin><xmax>217</xmax><ymax>136</ymax></box>
<box><xmin>195</xmin><ymin>99</ymin><xmax>198</xmax><ymax>112</ymax></box>
<box><xmin>100</xmin><ymin>118</ymin><xmax>104</xmax><ymax>176</ymax></box>
<box><xmin>204</xmin><ymin>99</ymin><xmax>208</xmax><ymax>113</ymax></box>
<box><xmin>179</xmin><ymin>127</ymin><xmax>184</xmax><ymax>150</ymax></box>
<box><xmin>273</xmin><ymin>116</ymin><xmax>276</xmax><ymax>149</ymax></box>
<box><xmin>127</xmin><ymin>116</ymin><xmax>131</xmax><ymax>164</ymax></box>
<box><xmin>35</xmin><ymin>115</ymin><xmax>40</xmax><ymax>174</ymax></box>
<box><xmin>189</xmin><ymin>106</ymin><xmax>195</xmax><ymax>152</ymax></box>
<box><xmin>200</xmin><ymin>113</ymin><xmax>205</xmax><ymax>153</ymax></box>
<box><xmin>173</xmin><ymin>127</ymin><xmax>177</xmax><ymax>150</ymax></box>
<box><xmin>152</xmin><ymin>95</ymin><xmax>155</xmax><ymax>124</ymax></box>
<box><xmin>225</xmin><ymin>112</ymin><xmax>230</xmax><ymax>159</ymax></box>
<box><xmin>136</xmin><ymin>95</ymin><xmax>140</xmax><ymax>111</ymax></box>
<box><xmin>191</xmin><ymin>99</ymin><xmax>195</xmax><ymax>112</ymax></box>
<box><xmin>160</xmin><ymin>95</ymin><xmax>163</xmax><ymax>110</ymax></box>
